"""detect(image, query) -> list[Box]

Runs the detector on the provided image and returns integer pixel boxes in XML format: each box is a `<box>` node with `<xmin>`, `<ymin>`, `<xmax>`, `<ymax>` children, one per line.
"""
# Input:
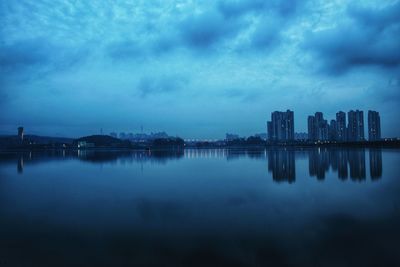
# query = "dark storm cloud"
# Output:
<box><xmin>218</xmin><ymin>0</ymin><xmax>304</xmax><ymax>18</ymax></box>
<box><xmin>222</xmin><ymin>88</ymin><xmax>263</xmax><ymax>103</ymax></box>
<box><xmin>106</xmin><ymin>0</ymin><xmax>306</xmax><ymax>59</ymax></box>
<box><xmin>303</xmin><ymin>2</ymin><xmax>400</xmax><ymax>74</ymax></box>
<box><xmin>366</xmin><ymin>78</ymin><xmax>400</xmax><ymax>104</ymax></box>
<box><xmin>151</xmin><ymin>34</ymin><xmax>179</xmax><ymax>55</ymax></box>
<box><xmin>0</xmin><ymin>39</ymin><xmax>51</xmax><ymax>71</ymax></box>
<box><xmin>179</xmin><ymin>10</ymin><xmax>243</xmax><ymax>50</ymax></box>
<box><xmin>217</xmin><ymin>0</ymin><xmax>306</xmax><ymax>53</ymax></box>
<box><xmin>1</xmin><ymin>0</ymin><xmax>399</xmax><ymax>137</ymax></box>
<box><xmin>137</xmin><ymin>75</ymin><xmax>189</xmax><ymax>98</ymax></box>
<box><xmin>0</xmin><ymin>39</ymin><xmax>89</xmax><ymax>77</ymax></box>
<box><xmin>218</xmin><ymin>0</ymin><xmax>265</xmax><ymax>18</ymax></box>
<box><xmin>107</xmin><ymin>40</ymin><xmax>147</xmax><ymax>61</ymax></box>
<box><xmin>250</xmin><ymin>19</ymin><xmax>282</xmax><ymax>50</ymax></box>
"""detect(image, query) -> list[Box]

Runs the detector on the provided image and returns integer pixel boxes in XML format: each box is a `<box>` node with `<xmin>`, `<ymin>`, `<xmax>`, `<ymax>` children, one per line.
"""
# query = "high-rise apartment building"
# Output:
<box><xmin>368</xmin><ymin>110</ymin><xmax>381</xmax><ymax>141</ymax></box>
<box><xmin>308</xmin><ymin>112</ymin><xmax>328</xmax><ymax>141</ymax></box>
<box><xmin>336</xmin><ymin>111</ymin><xmax>346</xmax><ymax>141</ymax></box>
<box><xmin>267</xmin><ymin>110</ymin><xmax>294</xmax><ymax>141</ymax></box>
<box><xmin>348</xmin><ymin>110</ymin><xmax>364</xmax><ymax>141</ymax></box>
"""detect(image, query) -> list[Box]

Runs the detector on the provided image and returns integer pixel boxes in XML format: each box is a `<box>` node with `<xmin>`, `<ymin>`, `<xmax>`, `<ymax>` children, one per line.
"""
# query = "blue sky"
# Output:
<box><xmin>0</xmin><ymin>0</ymin><xmax>399</xmax><ymax>138</ymax></box>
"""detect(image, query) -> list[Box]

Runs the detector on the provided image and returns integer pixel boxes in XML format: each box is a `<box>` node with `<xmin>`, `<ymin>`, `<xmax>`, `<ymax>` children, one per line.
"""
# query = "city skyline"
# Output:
<box><xmin>7</xmin><ymin>108</ymin><xmax>386</xmax><ymax>142</ymax></box>
<box><xmin>1</xmin><ymin>1</ymin><xmax>399</xmax><ymax>138</ymax></box>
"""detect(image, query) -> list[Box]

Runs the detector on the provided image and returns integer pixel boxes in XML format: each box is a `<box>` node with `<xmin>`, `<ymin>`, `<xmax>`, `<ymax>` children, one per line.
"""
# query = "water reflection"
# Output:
<box><xmin>17</xmin><ymin>156</ymin><xmax>23</xmax><ymax>174</ymax></box>
<box><xmin>0</xmin><ymin>147</ymin><xmax>398</xmax><ymax>266</ymax></box>
<box><xmin>307</xmin><ymin>148</ymin><xmax>382</xmax><ymax>181</ymax></box>
<box><xmin>370</xmin><ymin>148</ymin><xmax>383</xmax><ymax>180</ymax></box>
<box><xmin>1</xmin><ymin>148</ymin><xmax>383</xmax><ymax>182</ymax></box>
<box><xmin>268</xmin><ymin>149</ymin><xmax>296</xmax><ymax>183</ymax></box>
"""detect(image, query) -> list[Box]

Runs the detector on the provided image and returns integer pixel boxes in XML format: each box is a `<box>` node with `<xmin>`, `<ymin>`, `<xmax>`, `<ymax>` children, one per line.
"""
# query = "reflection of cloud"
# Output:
<box><xmin>226</xmin><ymin>196</ymin><xmax>247</xmax><ymax>207</ymax></box>
<box><xmin>310</xmin><ymin>213</ymin><xmax>400</xmax><ymax>266</ymax></box>
<box><xmin>136</xmin><ymin>199</ymin><xmax>187</xmax><ymax>222</ymax></box>
<box><xmin>226</xmin><ymin>191</ymin><xmax>260</xmax><ymax>207</ymax></box>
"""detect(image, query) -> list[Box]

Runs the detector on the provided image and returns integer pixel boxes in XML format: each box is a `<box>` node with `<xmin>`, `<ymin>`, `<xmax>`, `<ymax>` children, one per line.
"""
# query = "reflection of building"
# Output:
<box><xmin>369</xmin><ymin>149</ymin><xmax>382</xmax><ymax>180</ymax></box>
<box><xmin>308</xmin><ymin>148</ymin><xmax>329</xmax><ymax>180</ymax></box>
<box><xmin>337</xmin><ymin>150</ymin><xmax>348</xmax><ymax>180</ymax></box>
<box><xmin>267</xmin><ymin>110</ymin><xmax>294</xmax><ymax>141</ymax></box>
<box><xmin>307</xmin><ymin>149</ymin><xmax>382</xmax><ymax>182</ymax></box>
<box><xmin>17</xmin><ymin>156</ymin><xmax>23</xmax><ymax>174</ymax></box>
<box><xmin>268</xmin><ymin>149</ymin><xmax>296</xmax><ymax>183</ymax></box>
<box><xmin>368</xmin><ymin>110</ymin><xmax>381</xmax><ymax>141</ymax></box>
<box><xmin>348</xmin><ymin>110</ymin><xmax>364</xmax><ymax>141</ymax></box>
<box><xmin>348</xmin><ymin>149</ymin><xmax>366</xmax><ymax>180</ymax></box>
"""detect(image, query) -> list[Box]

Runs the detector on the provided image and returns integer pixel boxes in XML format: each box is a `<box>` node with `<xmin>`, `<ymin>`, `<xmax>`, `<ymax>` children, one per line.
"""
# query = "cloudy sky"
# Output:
<box><xmin>0</xmin><ymin>0</ymin><xmax>399</xmax><ymax>138</ymax></box>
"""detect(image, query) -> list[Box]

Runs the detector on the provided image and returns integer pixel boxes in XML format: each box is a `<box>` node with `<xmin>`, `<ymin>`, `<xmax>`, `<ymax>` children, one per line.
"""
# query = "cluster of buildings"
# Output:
<box><xmin>110</xmin><ymin>131</ymin><xmax>170</xmax><ymax>141</ymax></box>
<box><xmin>307</xmin><ymin>110</ymin><xmax>381</xmax><ymax>142</ymax></box>
<box><xmin>267</xmin><ymin>109</ymin><xmax>381</xmax><ymax>142</ymax></box>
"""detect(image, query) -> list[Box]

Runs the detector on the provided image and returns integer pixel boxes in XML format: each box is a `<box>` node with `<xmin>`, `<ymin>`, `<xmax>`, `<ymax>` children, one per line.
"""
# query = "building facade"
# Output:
<box><xmin>267</xmin><ymin>110</ymin><xmax>294</xmax><ymax>141</ymax></box>
<box><xmin>17</xmin><ymin>127</ymin><xmax>24</xmax><ymax>141</ymax></box>
<box><xmin>336</xmin><ymin>111</ymin><xmax>346</xmax><ymax>141</ymax></box>
<box><xmin>308</xmin><ymin>112</ymin><xmax>328</xmax><ymax>141</ymax></box>
<box><xmin>347</xmin><ymin>110</ymin><xmax>364</xmax><ymax>141</ymax></box>
<box><xmin>368</xmin><ymin>110</ymin><xmax>381</xmax><ymax>141</ymax></box>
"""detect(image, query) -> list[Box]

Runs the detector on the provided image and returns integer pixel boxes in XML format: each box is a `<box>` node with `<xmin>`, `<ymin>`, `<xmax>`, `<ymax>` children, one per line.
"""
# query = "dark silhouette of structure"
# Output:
<box><xmin>308</xmin><ymin>112</ymin><xmax>329</xmax><ymax>141</ymax></box>
<box><xmin>336</xmin><ymin>111</ymin><xmax>347</xmax><ymax>141</ymax></box>
<box><xmin>348</xmin><ymin>110</ymin><xmax>364</xmax><ymax>141</ymax></box>
<box><xmin>18</xmin><ymin>127</ymin><xmax>24</xmax><ymax>141</ymax></box>
<box><xmin>368</xmin><ymin>110</ymin><xmax>381</xmax><ymax>141</ymax></box>
<box><xmin>267</xmin><ymin>110</ymin><xmax>294</xmax><ymax>141</ymax></box>
<box><xmin>306</xmin><ymin>110</ymin><xmax>384</xmax><ymax>143</ymax></box>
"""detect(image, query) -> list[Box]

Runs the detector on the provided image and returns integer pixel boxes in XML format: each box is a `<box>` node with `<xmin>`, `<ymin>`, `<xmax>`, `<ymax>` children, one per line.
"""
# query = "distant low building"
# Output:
<box><xmin>255</xmin><ymin>133</ymin><xmax>267</xmax><ymax>140</ymax></box>
<box><xmin>18</xmin><ymin>127</ymin><xmax>24</xmax><ymax>141</ymax></box>
<box><xmin>226</xmin><ymin>133</ymin><xmax>240</xmax><ymax>141</ymax></box>
<box><xmin>294</xmin><ymin>132</ymin><xmax>308</xmax><ymax>140</ymax></box>
<box><xmin>77</xmin><ymin>141</ymin><xmax>95</xmax><ymax>148</ymax></box>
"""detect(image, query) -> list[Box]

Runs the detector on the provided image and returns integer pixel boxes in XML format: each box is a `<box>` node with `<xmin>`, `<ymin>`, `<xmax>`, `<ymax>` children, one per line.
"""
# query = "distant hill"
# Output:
<box><xmin>0</xmin><ymin>135</ymin><xmax>74</xmax><ymax>149</ymax></box>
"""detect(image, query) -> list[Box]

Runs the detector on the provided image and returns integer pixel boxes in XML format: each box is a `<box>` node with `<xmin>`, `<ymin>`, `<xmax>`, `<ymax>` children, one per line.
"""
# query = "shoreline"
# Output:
<box><xmin>1</xmin><ymin>141</ymin><xmax>400</xmax><ymax>153</ymax></box>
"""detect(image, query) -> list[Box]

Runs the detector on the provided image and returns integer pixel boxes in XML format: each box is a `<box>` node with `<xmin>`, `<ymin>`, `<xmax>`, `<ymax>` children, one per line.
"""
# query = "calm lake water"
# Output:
<box><xmin>0</xmin><ymin>148</ymin><xmax>399</xmax><ymax>267</ymax></box>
